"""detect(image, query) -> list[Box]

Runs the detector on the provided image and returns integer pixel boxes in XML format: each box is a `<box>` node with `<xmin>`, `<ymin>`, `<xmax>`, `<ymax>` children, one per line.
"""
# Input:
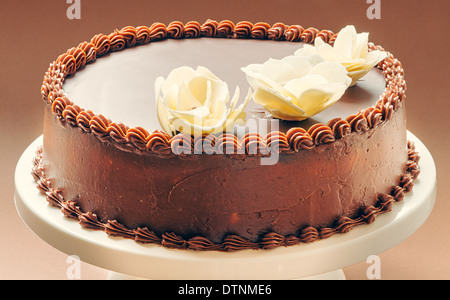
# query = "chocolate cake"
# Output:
<box><xmin>34</xmin><ymin>20</ymin><xmax>420</xmax><ymax>251</ymax></box>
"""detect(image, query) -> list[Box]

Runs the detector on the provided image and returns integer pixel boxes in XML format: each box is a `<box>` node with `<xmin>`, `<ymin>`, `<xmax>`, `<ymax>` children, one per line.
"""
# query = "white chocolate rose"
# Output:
<box><xmin>241</xmin><ymin>53</ymin><xmax>351</xmax><ymax>121</ymax></box>
<box><xmin>297</xmin><ymin>25</ymin><xmax>387</xmax><ymax>86</ymax></box>
<box><xmin>155</xmin><ymin>66</ymin><xmax>251</xmax><ymax>136</ymax></box>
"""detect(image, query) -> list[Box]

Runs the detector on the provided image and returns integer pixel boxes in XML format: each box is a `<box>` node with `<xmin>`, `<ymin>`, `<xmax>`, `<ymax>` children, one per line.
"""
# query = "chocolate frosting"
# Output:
<box><xmin>32</xmin><ymin>140</ymin><xmax>420</xmax><ymax>251</ymax></box>
<box><xmin>37</xmin><ymin>20</ymin><xmax>415</xmax><ymax>251</ymax></box>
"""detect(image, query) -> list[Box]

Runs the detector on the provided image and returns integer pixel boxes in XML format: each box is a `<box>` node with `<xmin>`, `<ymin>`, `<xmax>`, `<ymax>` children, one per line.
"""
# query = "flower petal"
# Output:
<box><xmin>283</xmin><ymin>74</ymin><xmax>328</xmax><ymax>99</ymax></box>
<box><xmin>169</xmin><ymin>116</ymin><xmax>205</xmax><ymax>135</ymax></box>
<box><xmin>176</xmin><ymin>79</ymin><xmax>203</xmax><ymax>111</ymax></box>
<box><xmin>253</xmin><ymin>86</ymin><xmax>308</xmax><ymax>121</ymax></box>
<box><xmin>222</xmin><ymin>88</ymin><xmax>252</xmax><ymax>132</ymax></box>
<box><xmin>316</xmin><ymin>41</ymin><xmax>349</xmax><ymax>62</ymax></box>
<box><xmin>154</xmin><ymin>76</ymin><xmax>165</xmax><ymax>104</ymax></box>
<box><xmin>353</xmin><ymin>32</ymin><xmax>369</xmax><ymax>59</ymax></box>
<box><xmin>364</xmin><ymin>50</ymin><xmax>387</xmax><ymax>67</ymax></box>
<box><xmin>294</xmin><ymin>45</ymin><xmax>324</xmax><ymax>66</ymax></box>
<box><xmin>333</xmin><ymin>25</ymin><xmax>357</xmax><ymax>58</ymax></box>
<box><xmin>186</xmin><ymin>74</ymin><xmax>209</xmax><ymax>105</ymax></box>
<box><xmin>241</xmin><ymin>65</ymin><xmax>264</xmax><ymax>90</ymax></box>
<box><xmin>309</xmin><ymin>61</ymin><xmax>351</xmax><ymax>86</ymax></box>
<box><xmin>294</xmin><ymin>44</ymin><xmax>318</xmax><ymax>57</ymax></box>
<box><xmin>260</xmin><ymin>58</ymin><xmax>299</xmax><ymax>84</ymax></box>
<box><xmin>162</xmin><ymin>84</ymin><xmax>179</xmax><ymax>110</ymax></box>
<box><xmin>293</xmin><ymin>83</ymin><xmax>347</xmax><ymax>116</ymax></box>
<box><xmin>168</xmin><ymin>105</ymin><xmax>211</xmax><ymax>125</ymax></box>
<box><xmin>347</xmin><ymin>69</ymin><xmax>370</xmax><ymax>85</ymax></box>
<box><xmin>195</xmin><ymin>66</ymin><xmax>221</xmax><ymax>81</ymax></box>
<box><xmin>340</xmin><ymin>58</ymin><xmax>367</xmax><ymax>70</ymax></box>
<box><xmin>161</xmin><ymin>66</ymin><xmax>196</xmax><ymax>94</ymax></box>
<box><xmin>155</xmin><ymin>77</ymin><xmax>175</xmax><ymax>135</ymax></box>
<box><xmin>281</xmin><ymin>55</ymin><xmax>313</xmax><ymax>78</ymax></box>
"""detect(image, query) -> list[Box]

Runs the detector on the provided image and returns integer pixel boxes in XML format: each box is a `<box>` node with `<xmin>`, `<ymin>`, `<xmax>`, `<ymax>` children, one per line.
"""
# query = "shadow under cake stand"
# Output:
<box><xmin>14</xmin><ymin>132</ymin><xmax>436</xmax><ymax>280</ymax></box>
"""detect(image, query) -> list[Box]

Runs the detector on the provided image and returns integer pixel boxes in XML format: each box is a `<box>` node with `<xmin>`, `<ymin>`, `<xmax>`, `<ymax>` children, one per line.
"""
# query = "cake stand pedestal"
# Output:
<box><xmin>14</xmin><ymin>132</ymin><xmax>436</xmax><ymax>280</ymax></box>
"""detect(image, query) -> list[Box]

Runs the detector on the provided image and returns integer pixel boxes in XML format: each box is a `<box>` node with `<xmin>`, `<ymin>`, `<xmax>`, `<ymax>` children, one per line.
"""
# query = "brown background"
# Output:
<box><xmin>1</xmin><ymin>0</ymin><xmax>449</xmax><ymax>279</ymax></box>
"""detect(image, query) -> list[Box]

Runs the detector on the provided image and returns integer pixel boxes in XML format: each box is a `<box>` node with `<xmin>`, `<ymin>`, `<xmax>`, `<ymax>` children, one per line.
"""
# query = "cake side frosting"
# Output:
<box><xmin>32</xmin><ymin>138</ymin><xmax>419</xmax><ymax>251</ymax></box>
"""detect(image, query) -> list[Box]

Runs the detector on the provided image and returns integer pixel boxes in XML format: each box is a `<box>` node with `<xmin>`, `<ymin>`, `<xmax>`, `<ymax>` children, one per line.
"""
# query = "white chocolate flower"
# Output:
<box><xmin>297</xmin><ymin>25</ymin><xmax>387</xmax><ymax>86</ymax></box>
<box><xmin>155</xmin><ymin>66</ymin><xmax>251</xmax><ymax>136</ymax></box>
<box><xmin>241</xmin><ymin>53</ymin><xmax>351</xmax><ymax>121</ymax></box>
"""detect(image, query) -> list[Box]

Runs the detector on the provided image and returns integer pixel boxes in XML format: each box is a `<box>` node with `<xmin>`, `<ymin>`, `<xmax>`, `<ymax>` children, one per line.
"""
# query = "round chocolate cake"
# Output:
<box><xmin>34</xmin><ymin>20</ymin><xmax>419</xmax><ymax>251</ymax></box>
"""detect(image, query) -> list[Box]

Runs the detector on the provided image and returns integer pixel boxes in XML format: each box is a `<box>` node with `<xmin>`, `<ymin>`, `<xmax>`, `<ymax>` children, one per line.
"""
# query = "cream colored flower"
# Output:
<box><xmin>241</xmin><ymin>53</ymin><xmax>351</xmax><ymax>121</ymax></box>
<box><xmin>298</xmin><ymin>25</ymin><xmax>387</xmax><ymax>86</ymax></box>
<box><xmin>155</xmin><ymin>66</ymin><xmax>251</xmax><ymax>136</ymax></box>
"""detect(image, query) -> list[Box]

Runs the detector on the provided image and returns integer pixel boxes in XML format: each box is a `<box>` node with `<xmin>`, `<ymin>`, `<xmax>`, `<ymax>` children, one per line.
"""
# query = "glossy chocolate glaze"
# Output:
<box><xmin>63</xmin><ymin>38</ymin><xmax>386</xmax><ymax>134</ymax></box>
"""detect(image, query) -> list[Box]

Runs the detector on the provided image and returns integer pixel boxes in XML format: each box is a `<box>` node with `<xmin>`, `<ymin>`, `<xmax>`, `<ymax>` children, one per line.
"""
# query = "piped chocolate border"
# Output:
<box><xmin>36</xmin><ymin>20</ymin><xmax>414</xmax><ymax>251</ymax></box>
<box><xmin>40</xmin><ymin>20</ymin><xmax>406</xmax><ymax>158</ymax></box>
<box><xmin>32</xmin><ymin>141</ymin><xmax>419</xmax><ymax>251</ymax></box>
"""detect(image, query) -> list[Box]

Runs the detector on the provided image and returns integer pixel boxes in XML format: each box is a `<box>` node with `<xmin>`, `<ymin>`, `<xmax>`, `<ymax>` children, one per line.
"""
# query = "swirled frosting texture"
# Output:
<box><xmin>33</xmin><ymin>138</ymin><xmax>419</xmax><ymax>251</ymax></box>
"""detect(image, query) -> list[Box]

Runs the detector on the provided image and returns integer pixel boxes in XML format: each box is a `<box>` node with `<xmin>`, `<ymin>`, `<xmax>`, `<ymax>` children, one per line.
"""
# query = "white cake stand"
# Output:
<box><xmin>14</xmin><ymin>132</ymin><xmax>436</xmax><ymax>280</ymax></box>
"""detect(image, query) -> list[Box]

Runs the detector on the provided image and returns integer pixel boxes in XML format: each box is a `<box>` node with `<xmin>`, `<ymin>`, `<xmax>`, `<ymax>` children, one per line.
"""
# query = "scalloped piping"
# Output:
<box><xmin>40</xmin><ymin>20</ymin><xmax>406</xmax><ymax>158</ymax></box>
<box><xmin>32</xmin><ymin>141</ymin><xmax>419</xmax><ymax>251</ymax></box>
